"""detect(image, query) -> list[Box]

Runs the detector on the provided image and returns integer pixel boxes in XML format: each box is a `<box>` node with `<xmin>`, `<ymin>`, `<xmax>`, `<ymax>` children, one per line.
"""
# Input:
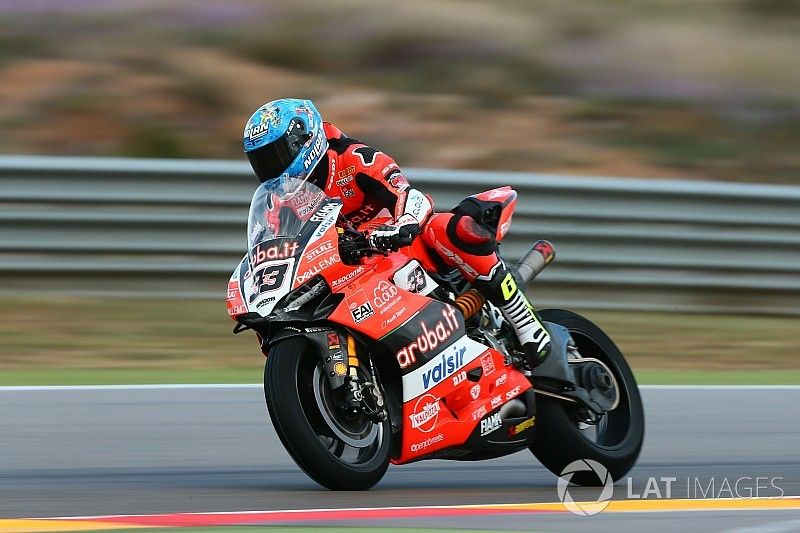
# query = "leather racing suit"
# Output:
<box><xmin>307</xmin><ymin>122</ymin><xmax>551</xmax><ymax>366</ymax></box>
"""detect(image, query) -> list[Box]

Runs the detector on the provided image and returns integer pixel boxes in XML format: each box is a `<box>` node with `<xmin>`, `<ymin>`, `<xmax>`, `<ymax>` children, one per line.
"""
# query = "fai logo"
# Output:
<box><xmin>347</xmin><ymin>290</ymin><xmax>374</xmax><ymax>324</ymax></box>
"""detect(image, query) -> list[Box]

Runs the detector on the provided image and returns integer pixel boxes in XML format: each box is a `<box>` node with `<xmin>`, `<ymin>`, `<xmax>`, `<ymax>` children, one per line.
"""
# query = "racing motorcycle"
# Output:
<box><xmin>227</xmin><ymin>177</ymin><xmax>644</xmax><ymax>490</ymax></box>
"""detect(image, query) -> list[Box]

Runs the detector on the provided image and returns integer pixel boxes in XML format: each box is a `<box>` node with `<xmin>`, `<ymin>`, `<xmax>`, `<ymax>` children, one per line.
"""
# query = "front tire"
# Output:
<box><xmin>264</xmin><ymin>336</ymin><xmax>391</xmax><ymax>490</ymax></box>
<box><xmin>530</xmin><ymin>309</ymin><xmax>644</xmax><ymax>485</ymax></box>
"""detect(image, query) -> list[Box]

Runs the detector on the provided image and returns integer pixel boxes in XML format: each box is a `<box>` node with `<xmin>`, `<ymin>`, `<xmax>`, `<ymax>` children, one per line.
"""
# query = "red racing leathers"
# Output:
<box><xmin>311</xmin><ymin>122</ymin><xmax>551</xmax><ymax>365</ymax></box>
<box><xmin>310</xmin><ymin>123</ymin><xmax>432</xmax><ymax>230</ymax></box>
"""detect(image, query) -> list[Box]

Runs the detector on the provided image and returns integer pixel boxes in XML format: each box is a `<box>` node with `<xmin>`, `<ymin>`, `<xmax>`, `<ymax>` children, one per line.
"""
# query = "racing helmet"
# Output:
<box><xmin>243</xmin><ymin>98</ymin><xmax>328</xmax><ymax>183</ymax></box>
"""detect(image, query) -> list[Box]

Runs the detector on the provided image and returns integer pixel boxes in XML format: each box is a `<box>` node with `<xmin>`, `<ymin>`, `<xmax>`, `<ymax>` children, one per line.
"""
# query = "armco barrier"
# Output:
<box><xmin>2</xmin><ymin>155</ymin><xmax>798</xmax><ymax>315</ymax></box>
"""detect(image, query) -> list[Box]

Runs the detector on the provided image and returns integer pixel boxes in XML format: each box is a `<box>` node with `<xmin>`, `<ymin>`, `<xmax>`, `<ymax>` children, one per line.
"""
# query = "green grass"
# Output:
<box><xmin>0</xmin><ymin>296</ymin><xmax>797</xmax><ymax>386</ymax></box>
<box><xmin>0</xmin><ymin>367</ymin><xmax>261</xmax><ymax>386</ymax></box>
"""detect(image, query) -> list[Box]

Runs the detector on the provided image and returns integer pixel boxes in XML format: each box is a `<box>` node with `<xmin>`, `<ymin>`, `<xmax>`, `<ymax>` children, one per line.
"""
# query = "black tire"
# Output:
<box><xmin>530</xmin><ymin>309</ymin><xmax>644</xmax><ymax>486</ymax></box>
<box><xmin>264</xmin><ymin>336</ymin><xmax>391</xmax><ymax>490</ymax></box>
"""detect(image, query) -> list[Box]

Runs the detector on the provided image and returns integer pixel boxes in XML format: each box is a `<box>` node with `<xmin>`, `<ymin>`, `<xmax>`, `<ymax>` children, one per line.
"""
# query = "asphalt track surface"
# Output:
<box><xmin>1</xmin><ymin>385</ymin><xmax>799</xmax><ymax>532</ymax></box>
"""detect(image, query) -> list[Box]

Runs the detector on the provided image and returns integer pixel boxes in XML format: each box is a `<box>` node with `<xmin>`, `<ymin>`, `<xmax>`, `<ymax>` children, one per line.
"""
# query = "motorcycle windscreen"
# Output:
<box><xmin>247</xmin><ymin>176</ymin><xmax>327</xmax><ymax>251</ymax></box>
<box><xmin>245</xmin><ymin>177</ymin><xmax>327</xmax><ymax>315</ymax></box>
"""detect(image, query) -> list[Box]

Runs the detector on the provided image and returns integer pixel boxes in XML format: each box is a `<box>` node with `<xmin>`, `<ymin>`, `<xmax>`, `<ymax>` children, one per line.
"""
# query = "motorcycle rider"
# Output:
<box><xmin>243</xmin><ymin>98</ymin><xmax>551</xmax><ymax>366</ymax></box>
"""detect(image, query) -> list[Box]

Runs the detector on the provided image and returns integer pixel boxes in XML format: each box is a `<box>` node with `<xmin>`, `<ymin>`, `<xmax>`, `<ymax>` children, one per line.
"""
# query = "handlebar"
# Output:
<box><xmin>338</xmin><ymin>228</ymin><xmax>387</xmax><ymax>264</ymax></box>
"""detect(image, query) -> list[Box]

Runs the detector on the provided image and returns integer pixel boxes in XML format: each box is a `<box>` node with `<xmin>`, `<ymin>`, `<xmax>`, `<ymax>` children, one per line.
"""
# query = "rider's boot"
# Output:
<box><xmin>473</xmin><ymin>262</ymin><xmax>551</xmax><ymax>367</ymax></box>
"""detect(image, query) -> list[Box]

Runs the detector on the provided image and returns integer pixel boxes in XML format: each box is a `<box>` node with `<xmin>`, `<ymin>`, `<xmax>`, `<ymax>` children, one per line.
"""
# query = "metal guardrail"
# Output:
<box><xmin>2</xmin><ymin>155</ymin><xmax>799</xmax><ymax>315</ymax></box>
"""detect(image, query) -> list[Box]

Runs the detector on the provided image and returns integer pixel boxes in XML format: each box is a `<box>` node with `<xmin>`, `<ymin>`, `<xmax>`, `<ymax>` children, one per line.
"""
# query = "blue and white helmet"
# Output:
<box><xmin>243</xmin><ymin>98</ymin><xmax>328</xmax><ymax>183</ymax></box>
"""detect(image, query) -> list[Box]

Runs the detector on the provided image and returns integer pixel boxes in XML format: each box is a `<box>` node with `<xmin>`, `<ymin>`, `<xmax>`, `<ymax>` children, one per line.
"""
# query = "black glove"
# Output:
<box><xmin>368</xmin><ymin>222</ymin><xmax>420</xmax><ymax>251</ymax></box>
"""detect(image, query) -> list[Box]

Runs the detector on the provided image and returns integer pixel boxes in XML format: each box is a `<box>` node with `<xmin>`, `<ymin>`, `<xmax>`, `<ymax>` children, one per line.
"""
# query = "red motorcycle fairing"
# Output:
<box><xmin>226</xmin><ymin>255</ymin><xmax>250</xmax><ymax>319</ymax></box>
<box><xmin>229</xmin><ymin>193</ymin><xmax>537</xmax><ymax>465</ymax></box>
<box><xmin>324</xmin><ymin>249</ymin><xmax>534</xmax><ymax>463</ymax></box>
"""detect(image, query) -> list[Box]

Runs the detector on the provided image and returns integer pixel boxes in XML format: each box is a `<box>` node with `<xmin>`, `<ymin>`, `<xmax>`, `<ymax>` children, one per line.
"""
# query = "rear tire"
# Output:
<box><xmin>264</xmin><ymin>336</ymin><xmax>391</xmax><ymax>490</ymax></box>
<box><xmin>530</xmin><ymin>309</ymin><xmax>644</xmax><ymax>485</ymax></box>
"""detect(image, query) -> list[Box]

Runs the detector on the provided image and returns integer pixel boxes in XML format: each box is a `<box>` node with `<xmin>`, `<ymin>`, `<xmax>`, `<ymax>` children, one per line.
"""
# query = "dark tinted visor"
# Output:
<box><xmin>247</xmin><ymin>118</ymin><xmax>311</xmax><ymax>183</ymax></box>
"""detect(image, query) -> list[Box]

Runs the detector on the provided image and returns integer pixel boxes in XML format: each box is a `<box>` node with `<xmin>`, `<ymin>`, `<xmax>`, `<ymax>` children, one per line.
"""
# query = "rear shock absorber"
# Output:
<box><xmin>455</xmin><ymin>289</ymin><xmax>485</xmax><ymax>320</ymax></box>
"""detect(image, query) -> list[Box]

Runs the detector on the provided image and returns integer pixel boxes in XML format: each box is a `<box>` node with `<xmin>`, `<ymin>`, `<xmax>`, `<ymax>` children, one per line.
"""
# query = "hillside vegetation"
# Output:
<box><xmin>0</xmin><ymin>0</ymin><xmax>798</xmax><ymax>182</ymax></box>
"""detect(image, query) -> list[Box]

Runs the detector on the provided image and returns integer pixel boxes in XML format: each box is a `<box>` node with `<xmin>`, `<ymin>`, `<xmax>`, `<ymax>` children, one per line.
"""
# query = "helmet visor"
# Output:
<box><xmin>246</xmin><ymin>118</ymin><xmax>311</xmax><ymax>183</ymax></box>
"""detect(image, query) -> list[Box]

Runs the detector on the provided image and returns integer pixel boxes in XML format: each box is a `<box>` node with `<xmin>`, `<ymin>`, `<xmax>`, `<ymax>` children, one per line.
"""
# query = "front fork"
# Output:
<box><xmin>270</xmin><ymin>326</ymin><xmax>387</xmax><ymax>422</ymax></box>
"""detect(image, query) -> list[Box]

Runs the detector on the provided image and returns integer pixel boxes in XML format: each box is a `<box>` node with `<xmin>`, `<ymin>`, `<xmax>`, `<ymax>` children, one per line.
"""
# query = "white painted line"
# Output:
<box><xmin>0</xmin><ymin>383</ymin><xmax>798</xmax><ymax>392</ymax></box>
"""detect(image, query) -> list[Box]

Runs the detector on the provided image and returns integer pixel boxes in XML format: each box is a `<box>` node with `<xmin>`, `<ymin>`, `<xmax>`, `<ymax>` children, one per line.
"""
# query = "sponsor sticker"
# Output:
<box><xmin>509</xmin><ymin>416</ymin><xmax>535</xmax><ymax>436</ymax></box>
<box><xmin>392</xmin><ymin>261</ymin><xmax>437</xmax><ymax>296</ymax></box>
<box><xmin>452</xmin><ymin>371</ymin><xmax>467</xmax><ymax>386</ymax></box>
<box><xmin>505</xmin><ymin>385</ymin><xmax>522</xmax><ymax>400</ymax></box>
<box><xmin>480</xmin><ymin>353</ymin><xmax>496</xmax><ymax>376</ymax></box>
<box><xmin>326</xmin><ymin>332</ymin><xmax>340</xmax><ymax>349</ymax></box>
<box><xmin>338</xmin><ymin>165</ymin><xmax>356</xmax><ymax>179</ymax></box>
<box><xmin>410</xmin><ymin>432</ymin><xmax>443</xmax><ymax>453</ymax></box>
<box><xmin>307</xmin><ymin>203</ymin><xmax>341</xmax><ymax>245</ymax></box>
<box><xmin>304</xmin><ymin>240</ymin><xmax>334</xmax><ymax>262</ymax></box>
<box><xmin>380</xmin><ymin>306</ymin><xmax>407</xmax><ymax>330</ymax></box>
<box><xmin>332</xmin><ymin>267</ymin><xmax>366</xmax><ymax>289</ymax></box>
<box><xmin>250</xmin><ymin>241</ymin><xmax>300</xmax><ymax>266</ymax></box>
<box><xmin>373</xmin><ymin>280</ymin><xmax>400</xmax><ymax>312</ymax></box>
<box><xmin>303</xmin><ymin>133</ymin><xmax>326</xmax><ymax>170</ymax></box>
<box><xmin>480</xmin><ymin>412</ymin><xmax>502</xmax><ymax>436</ymax></box>
<box><xmin>409</xmin><ymin>394</ymin><xmax>440</xmax><ymax>433</ymax></box>
<box><xmin>494</xmin><ymin>373</ymin><xmax>508</xmax><ymax>387</ymax></box>
<box><xmin>470</xmin><ymin>384</ymin><xmax>481</xmax><ymax>400</ymax></box>
<box><xmin>396</xmin><ymin>306</ymin><xmax>460</xmax><ymax>369</ymax></box>
<box><xmin>347</xmin><ymin>290</ymin><xmax>374</xmax><ymax>323</ymax></box>
<box><xmin>295</xmin><ymin>253</ymin><xmax>341</xmax><ymax>284</ymax></box>
<box><xmin>333</xmin><ymin>362</ymin><xmax>348</xmax><ymax>377</ymax></box>
<box><xmin>402</xmin><ymin>336</ymin><xmax>488</xmax><ymax>402</ymax></box>
<box><xmin>471</xmin><ymin>405</ymin><xmax>488</xmax><ymax>421</ymax></box>
<box><xmin>228</xmin><ymin>304</ymin><xmax>247</xmax><ymax>315</ymax></box>
<box><xmin>310</xmin><ymin>202</ymin><xmax>338</xmax><ymax>223</ymax></box>
<box><xmin>255</xmin><ymin>296</ymin><xmax>276</xmax><ymax>308</ymax></box>
<box><xmin>491</xmin><ymin>395</ymin><xmax>503</xmax><ymax>408</ymax></box>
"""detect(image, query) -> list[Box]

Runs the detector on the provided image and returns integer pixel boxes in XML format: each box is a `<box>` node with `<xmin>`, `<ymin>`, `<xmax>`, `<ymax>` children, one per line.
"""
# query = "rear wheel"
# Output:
<box><xmin>530</xmin><ymin>309</ymin><xmax>644</xmax><ymax>485</ymax></box>
<box><xmin>264</xmin><ymin>336</ymin><xmax>391</xmax><ymax>490</ymax></box>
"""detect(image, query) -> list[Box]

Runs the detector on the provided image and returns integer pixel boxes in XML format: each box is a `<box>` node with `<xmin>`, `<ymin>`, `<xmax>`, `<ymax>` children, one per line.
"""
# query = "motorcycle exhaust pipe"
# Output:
<box><xmin>516</xmin><ymin>240</ymin><xmax>555</xmax><ymax>284</ymax></box>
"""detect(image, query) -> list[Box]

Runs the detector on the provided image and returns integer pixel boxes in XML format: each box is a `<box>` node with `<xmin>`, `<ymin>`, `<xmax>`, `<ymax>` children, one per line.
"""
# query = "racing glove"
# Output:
<box><xmin>368</xmin><ymin>215</ymin><xmax>421</xmax><ymax>251</ymax></box>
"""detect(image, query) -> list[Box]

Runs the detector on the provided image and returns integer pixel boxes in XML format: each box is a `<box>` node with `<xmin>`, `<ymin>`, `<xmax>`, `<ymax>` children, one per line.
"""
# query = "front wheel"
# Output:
<box><xmin>530</xmin><ymin>309</ymin><xmax>644</xmax><ymax>485</ymax></box>
<box><xmin>264</xmin><ymin>336</ymin><xmax>391</xmax><ymax>490</ymax></box>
